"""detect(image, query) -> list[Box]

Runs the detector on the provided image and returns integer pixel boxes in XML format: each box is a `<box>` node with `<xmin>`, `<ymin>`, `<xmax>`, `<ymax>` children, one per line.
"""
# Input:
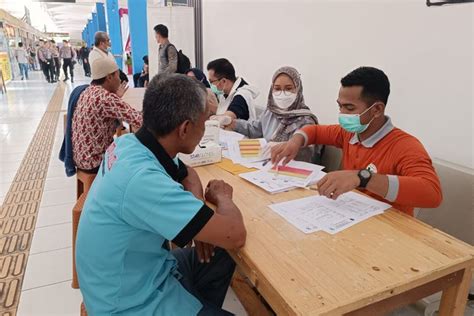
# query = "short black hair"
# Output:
<box><xmin>18</xmin><ymin>42</ymin><xmax>23</xmax><ymax>47</ymax></box>
<box><xmin>207</xmin><ymin>58</ymin><xmax>236</xmax><ymax>82</ymax></box>
<box><xmin>341</xmin><ymin>66</ymin><xmax>390</xmax><ymax>105</ymax></box>
<box><xmin>143</xmin><ymin>74</ymin><xmax>207</xmax><ymax>137</ymax></box>
<box><xmin>143</xmin><ymin>55</ymin><xmax>149</xmax><ymax>64</ymax></box>
<box><xmin>153</xmin><ymin>24</ymin><xmax>168</xmax><ymax>38</ymax></box>
<box><xmin>91</xmin><ymin>77</ymin><xmax>106</xmax><ymax>85</ymax></box>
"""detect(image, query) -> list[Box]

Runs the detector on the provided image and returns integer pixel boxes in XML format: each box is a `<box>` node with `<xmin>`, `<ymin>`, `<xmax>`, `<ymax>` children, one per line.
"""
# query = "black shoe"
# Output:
<box><xmin>63</xmin><ymin>77</ymin><xmax>69</xmax><ymax>82</ymax></box>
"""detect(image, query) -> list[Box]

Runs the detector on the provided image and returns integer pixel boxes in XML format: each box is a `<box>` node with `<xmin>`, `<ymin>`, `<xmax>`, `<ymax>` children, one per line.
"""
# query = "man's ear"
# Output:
<box><xmin>373</xmin><ymin>102</ymin><xmax>385</xmax><ymax>118</ymax></box>
<box><xmin>177</xmin><ymin>120</ymin><xmax>191</xmax><ymax>139</ymax></box>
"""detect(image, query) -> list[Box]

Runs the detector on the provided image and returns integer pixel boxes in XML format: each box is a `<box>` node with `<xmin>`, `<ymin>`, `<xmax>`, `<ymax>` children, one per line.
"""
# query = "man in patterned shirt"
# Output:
<box><xmin>72</xmin><ymin>58</ymin><xmax>142</xmax><ymax>174</ymax></box>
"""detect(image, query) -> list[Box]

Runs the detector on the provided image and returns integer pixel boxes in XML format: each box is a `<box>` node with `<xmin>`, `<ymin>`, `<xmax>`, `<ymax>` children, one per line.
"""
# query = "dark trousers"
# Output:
<box><xmin>133</xmin><ymin>73</ymin><xmax>141</xmax><ymax>87</ymax></box>
<box><xmin>41</xmin><ymin>59</ymin><xmax>55</xmax><ymax>82</ymax></box>
<box><xmin>63</xmin><ymin>58</ymin><xmax>74</xmax><ymax>79</ymax></box>
<box><xmin>82</xmin><ymin>58</ymin><xmax>91</xmax><ymax>76</ymax></box>
<box><xmin>133</xmin><ymin>73</ymin><xmax>149</xmax><ymax>87</ymax></box>
<box><xmin>53</xmin><ymin>57</ymin><xmax>61</xmax><ymax>79</ymax></box>
<box><xmin>172</xmin><ymin>247</ymin><xmax>235</xmax><ymax>315</ymax></box>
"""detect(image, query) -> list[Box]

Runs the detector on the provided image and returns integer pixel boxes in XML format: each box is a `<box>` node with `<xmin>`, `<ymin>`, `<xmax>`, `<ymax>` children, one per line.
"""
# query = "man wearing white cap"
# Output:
<box><xmin>72</xmin><ymin>58</ymin><xmax>142</xmax><ymax>174</ymax></box>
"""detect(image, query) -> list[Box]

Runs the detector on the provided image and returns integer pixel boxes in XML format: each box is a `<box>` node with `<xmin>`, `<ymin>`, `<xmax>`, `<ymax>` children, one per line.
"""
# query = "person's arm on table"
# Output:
<box><xmin>271</xmin><ymin>124</ymin><xmax>344</xmax><ymax>165</ymax></box>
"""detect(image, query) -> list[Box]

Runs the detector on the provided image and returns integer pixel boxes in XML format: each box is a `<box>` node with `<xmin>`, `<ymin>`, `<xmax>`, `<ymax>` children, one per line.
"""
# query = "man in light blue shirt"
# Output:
<box><xmin>76</xmin><ymin>74</ymin><xmax>247</xmax><ymax>315</ymax></box>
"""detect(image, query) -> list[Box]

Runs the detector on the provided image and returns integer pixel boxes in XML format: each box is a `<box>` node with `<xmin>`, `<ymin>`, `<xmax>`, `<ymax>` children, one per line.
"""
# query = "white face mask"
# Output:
<box><xmin>272</xmin><ymin>92</ymin><xmax>297</xmax><ymax>109</ymax></box>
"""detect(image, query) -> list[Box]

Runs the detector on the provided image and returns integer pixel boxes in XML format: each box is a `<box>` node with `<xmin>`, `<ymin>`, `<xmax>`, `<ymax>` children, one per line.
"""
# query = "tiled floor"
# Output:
<box><xmin>1</xmin><ymin>70</ymin><xmax>247</xmax><ymax>315</ymax></box>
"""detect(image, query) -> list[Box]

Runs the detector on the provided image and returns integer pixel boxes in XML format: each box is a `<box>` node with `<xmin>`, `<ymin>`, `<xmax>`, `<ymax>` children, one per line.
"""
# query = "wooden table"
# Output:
<box><xmin>195</xmin><ymin>164</ymin><xmax>474</xmax><ymax>315</ymax></box>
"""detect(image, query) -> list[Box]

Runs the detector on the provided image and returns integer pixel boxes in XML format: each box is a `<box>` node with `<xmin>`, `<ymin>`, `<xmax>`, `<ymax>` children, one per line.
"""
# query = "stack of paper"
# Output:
<box><xmin>239</xmin><ymin>160</ymin><xmax>325</xmax><ymax>193</ymax></box>
<box><xmin>218</xmin><ymin>129</ymin><xmax>245</xmax><ymax>159</ymax></box>
<box><xmin>227</xmin><ymin>138</ymin><xmax>269</xmax><ymax>164</ymax></box>
<box><xmin>269</xmin><ymin>192</ymin><xmax>391</xmax><ymax>234</ymax></box>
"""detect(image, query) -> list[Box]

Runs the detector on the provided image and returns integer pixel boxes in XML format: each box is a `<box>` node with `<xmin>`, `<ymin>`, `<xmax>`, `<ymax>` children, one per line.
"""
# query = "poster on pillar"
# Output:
<box><xmin>119</xmin><ymin>8</ymin><xmax>131</xmax><ymax>74</ymax></box>
<box><xmin>146</xmin><ymin>5</ymin><xmax>195</xmax><ymax>77</ymax></box>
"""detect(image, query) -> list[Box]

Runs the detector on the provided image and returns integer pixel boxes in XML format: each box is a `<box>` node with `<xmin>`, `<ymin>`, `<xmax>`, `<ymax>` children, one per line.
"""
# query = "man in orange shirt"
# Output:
<box><xmin>271</xmin><ymin>66</ymin><xmax>442</xmax><ymax>216</ymax></box>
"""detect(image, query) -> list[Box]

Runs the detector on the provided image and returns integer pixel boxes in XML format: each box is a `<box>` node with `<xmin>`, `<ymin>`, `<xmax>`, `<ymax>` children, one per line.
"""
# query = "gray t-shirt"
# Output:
<box><xmin>158</xmin><ymin>42</ymin><xmax>178</xmax><ymax>74</ymax></box>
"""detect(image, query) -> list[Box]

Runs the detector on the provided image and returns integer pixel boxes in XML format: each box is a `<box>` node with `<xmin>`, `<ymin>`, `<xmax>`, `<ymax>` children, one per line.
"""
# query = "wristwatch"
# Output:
<box><xmin>357</xmin><ymin>169</ymin><xmax>372</xmax><ymax>188</ymax></box>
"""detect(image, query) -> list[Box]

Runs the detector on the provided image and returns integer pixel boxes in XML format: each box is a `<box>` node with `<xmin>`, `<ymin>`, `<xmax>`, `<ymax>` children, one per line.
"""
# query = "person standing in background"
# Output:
<box><xmin>38</xmin><ymin>40</ymin><xmax>55</xmax><ymax>83</ymax></box>
<box><xmin>60</xmin><ymin>40</ymin><xmax>76</xmax><ymax>83</ymax></box>
<box><xmin>50</xmin><ymin>40</ymin><xmax>61</xmax><ymax>81</ymax></box>
<box><xmin>27</xmin><ymin>45</ymin><xmax>37</xmax><ymax>71</ymax></box>
<box><xmin>15</xmin><ymin>42</ymin><xmax>29</xmax><ymax>80</ymax></box>
<box><xmin>154</xmin><ymin>24</ymin><xmax>178</xmax><ymax>74</ymax></box>
<box><xmin>79</xmin><ymin>42</ymin><xmax>91</xmax><ymax>77</ymax></box>
<box><xmin>89</xmin><ymin>32</ymin><xmax>128</xmax><ymax>82</ymax></box>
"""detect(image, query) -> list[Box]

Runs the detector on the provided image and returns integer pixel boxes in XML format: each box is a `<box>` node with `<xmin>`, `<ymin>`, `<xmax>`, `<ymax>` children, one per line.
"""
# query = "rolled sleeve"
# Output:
<box><xmin>234</xmin><ymin>118</ymin><xmax>263</xmax><ymax>138</ymax></box>
<box><xmin>385</xmin><ymin>175</ymin><xmax>400</xmax><ymax>202</ymax></box>
<box><xmin>294</xmin><ymin>130</ymin><xmax>309</xmax><ymax>147</ymax></box>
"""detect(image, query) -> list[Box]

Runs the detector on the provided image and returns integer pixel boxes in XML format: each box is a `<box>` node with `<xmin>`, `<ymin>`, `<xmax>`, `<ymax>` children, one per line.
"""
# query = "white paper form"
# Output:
<box><xmin>269</xmin><ymin>191</ymin><xmax>391</xmax><ymax>234</ymax></box>
<box><xmin>261</xmin><ymin>160</ymin><xmax>325</xmax><ymax>188</ymax></box>
<box><xmin>239</xmin><ymin>170</ymin><xmax>296</xmax><ymax>194</ymax></box>
<box><xmin>218</xmin><ymin>129</ymin><xmax>245</xmax><ymax>159</ymax></box>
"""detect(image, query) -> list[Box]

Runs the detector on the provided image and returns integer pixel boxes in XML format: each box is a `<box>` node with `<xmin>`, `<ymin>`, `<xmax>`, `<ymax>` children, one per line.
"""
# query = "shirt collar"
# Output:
<box><xmin>159</xmin><ymin>39</ymin><xmax>170</xmax><ymax>49</ymax></box>
<box><xmin>135</xmin><ymin>127</ymin><xmax>188</xmax><ymax>182</ymax></box>
<box><xmin>224</xmin><ymin>77</ymin><xmax>242</xmax><ymax>99</ymax></box>
<box><xmin>349</xmin><ymin>116</ymin><xmax>394</xmax><ymax>148</ymax></box>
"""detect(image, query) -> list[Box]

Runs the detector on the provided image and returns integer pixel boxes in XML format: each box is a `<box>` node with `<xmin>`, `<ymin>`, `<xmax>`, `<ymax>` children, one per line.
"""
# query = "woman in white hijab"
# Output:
<box><xmin>229</xmin><ymin>66</ymin><xmax>321</xmax><ymax>162</ymax></box>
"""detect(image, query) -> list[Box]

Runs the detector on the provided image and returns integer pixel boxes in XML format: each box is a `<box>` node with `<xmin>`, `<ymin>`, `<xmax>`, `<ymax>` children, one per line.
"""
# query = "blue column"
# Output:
<box><xmin>128</xmin><ymin>0</ymin><xmax>148</xmax><ymax>74</ymax></box>
<box><xmin>106</xmin><ymin>0</ymin><xmax>123</xmax><ymax>67</ymax></box>
<box><xmin>92</xmin><ymin>12</ymin><xmax>99</xmax><ymax>35</ymax></box>
<box><xmin>96</xmin><ymin>3</ymin><xmax>107</xmax><ymax>32</ymax></box>
<box><xmin>88</xmin><ymin>19</ymin><xmax>94</xmax><ymax>47</ymax></box>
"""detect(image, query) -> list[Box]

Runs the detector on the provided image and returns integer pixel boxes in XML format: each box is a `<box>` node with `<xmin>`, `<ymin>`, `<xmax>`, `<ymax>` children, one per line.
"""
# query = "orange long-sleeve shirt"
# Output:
<box><xmin>298</xmin><ymin>121</ymin><xmax>442</xmax><ymax>216</ymax></box>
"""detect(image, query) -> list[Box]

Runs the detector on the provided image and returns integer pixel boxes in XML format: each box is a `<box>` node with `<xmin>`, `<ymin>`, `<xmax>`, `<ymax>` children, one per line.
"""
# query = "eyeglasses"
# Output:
<box><xmin>273</xmin><ymin>89</ymin><xmax>295</xmax><ymax>96</ymax></box>
<box><xmin>209</xmin><ymin>77</ymin><xmax>222</xmax><ymax>84</ymax></box>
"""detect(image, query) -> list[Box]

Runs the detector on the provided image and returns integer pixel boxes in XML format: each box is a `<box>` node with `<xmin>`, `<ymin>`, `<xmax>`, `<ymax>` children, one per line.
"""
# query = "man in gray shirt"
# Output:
<box><xmin>154</xmin><ymin>24</ymin><xmax>178</xmax><ymax>74</ymax></box>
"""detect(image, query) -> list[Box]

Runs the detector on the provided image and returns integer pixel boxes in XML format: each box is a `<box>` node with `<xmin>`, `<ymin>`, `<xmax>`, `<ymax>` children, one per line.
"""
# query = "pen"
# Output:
<box><xmin>262</xmin><ymin>159</ymin><xmax>270</xmax><ymax>166</ymax></box>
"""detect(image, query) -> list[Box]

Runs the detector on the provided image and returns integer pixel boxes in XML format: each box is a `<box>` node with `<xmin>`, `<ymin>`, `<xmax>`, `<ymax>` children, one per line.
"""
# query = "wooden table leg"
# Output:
<box><xmin>438</xmin><ymin>267</ymin><xmax>472</xmax><ymax>316</ymax></box>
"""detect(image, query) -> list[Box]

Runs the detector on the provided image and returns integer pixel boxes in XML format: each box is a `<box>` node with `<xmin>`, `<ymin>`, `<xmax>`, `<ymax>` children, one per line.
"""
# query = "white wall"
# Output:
<box><xmin>147</xmin><ymin>5</ymin><xmax>195</xmax><ymax>77</ymax></box>
<box><xmin>202</xmin><ymin>0</ymin><xmax>474</xmax><ymax>170</ymax></box>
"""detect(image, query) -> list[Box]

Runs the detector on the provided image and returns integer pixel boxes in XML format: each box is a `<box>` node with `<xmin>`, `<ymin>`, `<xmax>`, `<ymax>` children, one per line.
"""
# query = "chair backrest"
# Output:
<box><xmin>417</xmin><ymin>162</ymin><xmax>473</xmax><ymax>245</ymax></box>
<box><xmin>320</xmin><ymin>145</ymin><xmax>342</xmax><ymax>172</ymax></box>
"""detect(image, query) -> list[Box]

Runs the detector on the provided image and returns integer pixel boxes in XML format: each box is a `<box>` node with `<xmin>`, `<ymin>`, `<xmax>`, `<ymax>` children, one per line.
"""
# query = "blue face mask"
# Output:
<box><xmin>338</xmin><ymin>103</ymin><xmax>376</xmax><ymax>133</ymax></box>
<box><xmin>210</xmin><ymin>83</ymin><xmax>224</xmax><ymax>96</ymax></box>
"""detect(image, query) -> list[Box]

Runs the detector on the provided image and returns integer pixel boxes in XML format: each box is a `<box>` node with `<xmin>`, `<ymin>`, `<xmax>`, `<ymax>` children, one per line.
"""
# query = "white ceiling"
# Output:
<box><xmin>1</xmin><ymin>0</ymin><xmax>128</xmax><ymax>40</ymax></box>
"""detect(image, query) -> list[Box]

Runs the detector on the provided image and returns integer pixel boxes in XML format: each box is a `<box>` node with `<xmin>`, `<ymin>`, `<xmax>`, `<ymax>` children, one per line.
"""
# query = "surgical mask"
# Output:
<box><xmin>273</xmin><ymin>92</ymin><xmax>297</xmax><ymax>109</ymax></box>
<box><xmin>211</xmin><ymin>84</ymin><xmax>224</xmax><ymax>96</ymax></box>
<box><xmin>338</xmin><ymin>103</ymin><xmax>376</xmax><ymax>133</ymax></box>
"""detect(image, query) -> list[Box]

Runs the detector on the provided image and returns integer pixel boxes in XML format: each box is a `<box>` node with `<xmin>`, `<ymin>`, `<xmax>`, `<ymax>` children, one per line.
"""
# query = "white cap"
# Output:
<box><xmin>91</xmin><ymin>58</ymin><xmax>119</xmax><ymax>80</ymax></box>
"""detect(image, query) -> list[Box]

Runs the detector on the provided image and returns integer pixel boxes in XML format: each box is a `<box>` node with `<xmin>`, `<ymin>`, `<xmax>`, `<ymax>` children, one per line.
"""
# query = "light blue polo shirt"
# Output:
<box><xmin>76</xmin><ymin>132</ymin><xmax>213</xmax><ymax>315</ymax></box>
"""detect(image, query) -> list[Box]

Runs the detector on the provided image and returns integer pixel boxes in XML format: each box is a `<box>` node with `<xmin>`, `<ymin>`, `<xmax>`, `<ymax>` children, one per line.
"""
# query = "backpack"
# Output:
<box><xmin>166</xmin><ymin>44</ymin><xmax>191</xmax><ymax>74</ymax></box>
